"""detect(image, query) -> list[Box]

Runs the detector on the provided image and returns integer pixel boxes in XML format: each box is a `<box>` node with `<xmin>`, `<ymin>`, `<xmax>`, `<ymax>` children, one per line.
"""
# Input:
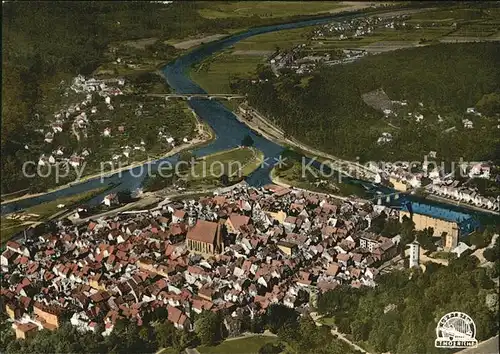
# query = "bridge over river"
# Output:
<box><xmin>2</xmin><ymin>7</ymin><xmax>497</xmax><ymax>231</ymax></box>
<box><xmin>147</xmin><ymin>93</ymin><xmax>247</xmax><ymax>101</ymax></box>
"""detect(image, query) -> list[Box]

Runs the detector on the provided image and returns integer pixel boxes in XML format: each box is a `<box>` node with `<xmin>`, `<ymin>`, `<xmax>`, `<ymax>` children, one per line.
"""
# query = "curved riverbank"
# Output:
<box><xmin>2</xmin><ymin>5</ymin><xmax>496</xmax><ymax>227</ymax></box>
<box><xmin>1</xmin><ymin>113</ymin><xmax>215</xmax><ymax>207</ymax></box>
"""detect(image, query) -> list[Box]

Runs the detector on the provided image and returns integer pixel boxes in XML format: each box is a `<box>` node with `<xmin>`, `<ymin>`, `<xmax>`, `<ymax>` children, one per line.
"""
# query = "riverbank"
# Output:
<box><xmin>424</xmin><ymin>193</ymin><xmax>500</xmax><ymax>216</ymax></box>
<box><xmin>4</xmin><ymin>4</ymin><xmax>495</xmax><ymax>223</ymax></box>
<box><xmin>69</xmin><ymin>180</ymin><xmax>250</xmax><ymax>225</ymax></box>
<box><xmin>234</xmin><ymin>106</ymin><xmax>378</xmax><ymax>180</ymax></box>
<box><xmin>243</xmin><ymin>106</ymin><xmax>499</xmax><ymax>217</ymax></box>
<box><xmin>270</xmin><ymin>168</ymin><xmax>372</xmax><ymax>205</ymax></box>
<box><xmin>167</xmin><ymin>34</ymin><xmax>229</xmax><ymax>50</ymax></box>
<box><xmin>1</xmin><ymin>186</ymin><xmax>109</xmax><ymax>245</ymax></box>
<box><xmin>0</xmin><ymin>112</ymin><xmax>215</xmax><ymax>208</ymax></box>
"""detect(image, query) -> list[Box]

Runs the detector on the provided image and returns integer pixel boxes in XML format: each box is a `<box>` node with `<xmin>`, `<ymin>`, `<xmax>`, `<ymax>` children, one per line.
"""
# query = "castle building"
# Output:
<box><xmin>399</xmin><ymin>202</ymin><xmax>477</xmax><ymax>251</ymax></box>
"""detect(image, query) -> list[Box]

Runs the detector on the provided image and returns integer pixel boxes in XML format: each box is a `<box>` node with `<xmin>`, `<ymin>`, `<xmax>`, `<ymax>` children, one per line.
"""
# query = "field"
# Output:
<box><xmin>407</xmin><ymin>7</ymin><xmax>500</xmax><ymax>39</ymax></box>
<box><xmin>94</xmin><ymin>59</ymin><xmax>166</xmax><ymax>77</ymax></box>
<box><xmin>188</xmin><ymin>27</ymin><xmax>313</xmax><ymax>100</ymax></box>
<box><xmin>190</xmin><ymin>52</ymin><xmax>265</xmax><ymax>94</ymax></box>
<box><xmin>234</xmin><ymin>27</ymin><xmax>313</xmax><ymax>51</ymax></box>
<box><xmin>270</xmin><ymin>150</ymin><xmax>370</xmax><ymax>199</ymax></box>
<box><xmin>144</xmin><ymin>147</ymin><xmax>263</xmax><ymax>192</ymax></box>
<box><xmin>0</xmin><ymin>186</ymin><xmax>109</xmax><ymax>245</ymax></box>
<box><xmin>318</xmin><ymin>316</ymin><xmax>337</xmax><ymax>327</ymax></box>
<box><xmin>189</xmin><ymin>5</ymin><xmax>500</xmax><ymax>105</ymax></box>
<box><xmin>409</xmin><ymin>8</ymin><xmax>496</xmax><ymax>21</ymax></box>
<box><xmin>197</xmin><ymin>1</ymin><xmax>348</xmax><ymax>19</ymax></box>
<box><xmin>188</xmin><ymin>147</ymin><xmax>263</xmax><ymax>182</ymax></box>
<box><xmin>197</xmin><ymin>335</ymin><xmax>279</xmax><ymax>354</ymax></box>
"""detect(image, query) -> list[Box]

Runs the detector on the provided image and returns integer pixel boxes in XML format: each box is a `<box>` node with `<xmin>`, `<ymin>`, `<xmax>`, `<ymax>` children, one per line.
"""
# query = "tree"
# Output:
<box><xmin>249</xmin><ymin>315</ymin><xmax>265</xmax><ymax>333</ymax></box>
<box><xmin>8</xmin><ymin>273</ymin><xmax>20</xmax><ymax>285</ymax></box>
<box><xmin>476</xmin><ymin>92</ymin><xmax>500</xmax><ymax>116</ymax></box>
<box><xmin>469</xmin><ymin>230</ymin><xmax>492</xmax><ymax>249</ymax></box>
<box><xmin>219</xmin><ymin>174</ymin><xmax>230</xmax><ymax>186</ymax></box>
<box><xmin>179</xmin><ymin>150</ymin><xmax>195</xmax><ymax>164</ymax></box>
<box><xmin>241</xmin><ymin>134</ymin><xmax>254</xmax><ymax>147</ymax></box>
<box><xmin>259</xmin><ymin>342</ymin><xmax>283</xmax><ymax>354</ymax></box>
<box><xmin>381</xmin><ymin>218</ymin><xmax>402</xmax><ymax>237</ymax></box>
<box><xmin>483</xmin><ymin>248</ymin><xmax>495</xmax><ymax>262</ymax></box>
<box><xmin>370</xmin><ymin>212</ymin><xmax>387</xmax><ymax>234</ymax></box>
<box><xmin>151</xmin><ymin>307</ymin><xmax>168</xmax><ymax>322</ymax></box>
<box><xmin>124</xmin><ymin>322</ymin><xmax>152</xmax><ymax>353</ymax></box>
<box><xmin>350</xmin><ymin>320</ymin><xmax>370</xmax><ymax>341</ymax></box>
<box><xmin>400</xmin><ymin>217</ymin><xmax>415</xmax><ymax>245</ymax></box>
<box><xmin>178</xmin><ymin>151</ymin><xmax>195</xmax><ymax>174</ymax></box>
<box><xmin>265</xmin><ymin>304</ymin><xmax>298</xmax><ymax>334</ymax></box>
<box><xmin>117</xmin><ymin>190</ymin><xmax>133</xmax><ymax>203</ymax></box>
<box><xmin>172</xmin><ymin>330</ymin><xmax>195</xmax><ymax>352</ymax></box>
<box><xmin>416</xmin><ymin>228</ymin><xmax>437</xmax><ymax>252</ymax></box>
<box><xmin>0</xmin><ymin>313</ymin><xmax>15</xmax><ymax>351</ymax></box>
<box><xmin>483</xmin><ymin>235</ymin><xmax>499</xmax><ymax>263</ymax></box>
<box><xmin>195</xmin><ymin>311</ymin><xmax>221</xmax><ymax>346</ymax></box>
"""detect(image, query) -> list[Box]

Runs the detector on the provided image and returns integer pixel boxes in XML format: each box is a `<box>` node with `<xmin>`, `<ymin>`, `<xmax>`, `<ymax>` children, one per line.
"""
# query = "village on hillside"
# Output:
<box><xmin>25</xmin><ymin>74</ymin><xmax>198</xmax><ymax>188</ymax></box>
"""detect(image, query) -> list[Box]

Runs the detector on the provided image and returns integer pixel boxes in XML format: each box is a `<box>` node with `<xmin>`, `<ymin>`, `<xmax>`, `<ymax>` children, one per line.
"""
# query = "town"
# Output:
<box><xmin>268</xmin><ymin>14</ymin><xmax>414</xmax><ymax>75</ymax></box>
<box><xmin>2</xmin><ymin>182</ymin><xmax>479</xmax><ymax>341</ymax></box>
<box><xmin>2</xmin><ymin>2</ymin><xmax>499</xmax><ymax>353</ymax></box>
<box><xmin>374</xmin><ymin>153</ymin><xmax>499</xmax><ymax>213</ymax></box>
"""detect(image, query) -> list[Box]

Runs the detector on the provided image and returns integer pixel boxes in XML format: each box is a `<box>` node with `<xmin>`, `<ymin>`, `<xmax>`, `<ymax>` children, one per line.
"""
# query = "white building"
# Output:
<box><xmin>452</xmin><ymin>242</ymin><xmax>472</xmax><ymax>258</ymax></box>
<box><xmin>44</xmin><ymin>132</ymin><xmax>54</xmax><ymax>143</ymax></box>
<box><xmin>409</xmin><ymin>241</ymin><xmax>420</xmax><ymax>268</ymax></box>
<box><xmin>462</xmin><ymin>119</ymin><xmax>473</xmax><ymax>129</ymax></box>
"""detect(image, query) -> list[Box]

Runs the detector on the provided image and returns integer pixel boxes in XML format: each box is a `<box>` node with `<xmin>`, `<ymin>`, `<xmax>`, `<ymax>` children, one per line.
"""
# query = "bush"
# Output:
<box><xmin>483</xmin><ymin>247</ymin><xmax>497</xmax><ymax>263</ymax></box>
<box><xmin>259</xmin><ymin>342</ymin><xmax>283</xmax><ymax>354</ymax></box>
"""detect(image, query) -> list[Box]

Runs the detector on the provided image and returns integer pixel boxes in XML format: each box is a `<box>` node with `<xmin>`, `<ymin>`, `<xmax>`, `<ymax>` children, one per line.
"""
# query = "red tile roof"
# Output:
<box><xmin>326</xmin><ymin>262</ymin><xmax>340</xmax><ymax>276</ymax></box>
<box><xmin>173</xmin><ymin>210</ymin><xmax>186</xmax><ymax>219</ymax></box>
<box><xmin>167</xmin><ymin>305</ymin><xmax>187</xmax><ymax>325</ymax></box>
<box><xmin>186</xmin><ymin>220</ymin><xmax>218</xmax><ymax>244</ymax></box>
<box><xmin>228</xmin><ymin>213</ymin><xmax>250</xmax><ymax>231</ymax></box>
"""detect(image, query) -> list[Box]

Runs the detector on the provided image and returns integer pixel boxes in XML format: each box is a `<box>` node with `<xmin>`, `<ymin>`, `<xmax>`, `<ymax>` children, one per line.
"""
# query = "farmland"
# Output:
<box><xmin>190</xmin><ymin>53</ymin><xmax>265</xmax><ymax>94</ymax></box>
<box><xmin>197</xmin><ymin>1</ymin><xmax>359</xmax><ymax>20</ymax></box>
<box><xmin>189</xmin><ymin>5</ymin><xmax>500</xmax><ymax>92</ymax></box>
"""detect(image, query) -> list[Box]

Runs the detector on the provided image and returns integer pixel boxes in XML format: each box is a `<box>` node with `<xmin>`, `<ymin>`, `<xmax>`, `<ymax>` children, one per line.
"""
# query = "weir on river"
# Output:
<box><xmin>1</xmin><ymin>10</ymin><xmax>496</xmax><ymax>229</ymax></box>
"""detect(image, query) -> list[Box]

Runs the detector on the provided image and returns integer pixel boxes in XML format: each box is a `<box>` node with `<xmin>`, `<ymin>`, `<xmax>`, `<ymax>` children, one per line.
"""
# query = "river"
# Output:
<box><xmin>1</xmin><ymin>10</ymin><xmax>497</xmax><ymax>227</ymax></box>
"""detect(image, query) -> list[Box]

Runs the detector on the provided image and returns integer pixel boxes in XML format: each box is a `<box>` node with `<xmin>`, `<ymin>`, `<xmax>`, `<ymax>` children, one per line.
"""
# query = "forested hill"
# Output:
<box><xmin>238</xmin><ymin>43</ymin><xmax>500</xmax><ymax>164</ymax></box>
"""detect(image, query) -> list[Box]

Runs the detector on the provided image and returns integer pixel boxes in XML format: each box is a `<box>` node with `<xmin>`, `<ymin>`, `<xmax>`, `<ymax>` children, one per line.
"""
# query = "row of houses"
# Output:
<box><xmin>426</xmin><ymin>183</ymin><xmax>499</xmax><ymax>211</ymax></box>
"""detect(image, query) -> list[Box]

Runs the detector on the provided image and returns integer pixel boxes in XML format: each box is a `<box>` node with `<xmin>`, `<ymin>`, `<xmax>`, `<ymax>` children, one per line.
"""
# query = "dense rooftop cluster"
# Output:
<box><xmin>2</xmin><ymin>184</ymin><xmax>401</xmax><ymax>339</ymax></box>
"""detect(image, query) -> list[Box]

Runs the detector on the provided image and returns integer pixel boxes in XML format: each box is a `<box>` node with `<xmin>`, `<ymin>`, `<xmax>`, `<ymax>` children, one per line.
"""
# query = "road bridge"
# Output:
<box><xmin>147</xmin><ymin>93</ymin><xmax>246</xmax><ymax>101</ymax></box>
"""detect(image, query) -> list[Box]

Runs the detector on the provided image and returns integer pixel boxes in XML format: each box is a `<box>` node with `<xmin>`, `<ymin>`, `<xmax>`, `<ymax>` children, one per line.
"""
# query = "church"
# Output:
<box><xmin>186</xmin><ymin>219</ymin><xmax>225</xmax><ymax>255</ymax></box>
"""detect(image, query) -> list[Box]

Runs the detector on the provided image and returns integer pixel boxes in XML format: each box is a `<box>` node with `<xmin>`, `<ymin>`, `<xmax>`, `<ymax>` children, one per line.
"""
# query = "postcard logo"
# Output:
<box><xmin>435</xmin><ymin>312</ymin><xmax>478</xmax><ymax>349</ymax></box>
